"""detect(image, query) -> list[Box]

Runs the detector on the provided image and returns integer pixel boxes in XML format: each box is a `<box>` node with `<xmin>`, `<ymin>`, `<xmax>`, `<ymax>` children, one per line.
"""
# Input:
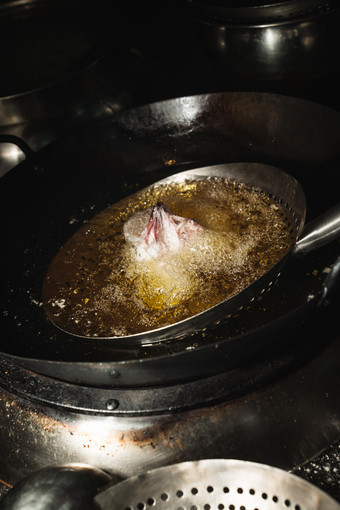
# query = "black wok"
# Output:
<box><xmin>1</xmin><ymin>92</ymin><xmax>340</xmax><ymax>387</ymax></box>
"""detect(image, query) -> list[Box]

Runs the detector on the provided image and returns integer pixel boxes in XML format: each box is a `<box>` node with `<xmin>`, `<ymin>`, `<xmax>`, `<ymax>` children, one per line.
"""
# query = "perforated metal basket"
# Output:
<box><xmin>95</xmin><ymin>459</ymin><xmax>340</xmax><ymax>510</ymax></box>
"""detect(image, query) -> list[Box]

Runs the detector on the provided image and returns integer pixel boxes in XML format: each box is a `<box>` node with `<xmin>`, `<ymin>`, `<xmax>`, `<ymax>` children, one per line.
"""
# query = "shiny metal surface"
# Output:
<box><xmin>295</xmin><ymin>202</ymin><xmax>340</xmax><ymax>254</ymax></box>
<box><xmin>0</xmin><ymin>143</ymin><xmax>25</xmax><ymax>177</ymax></box>
<box><xmin>0</xmin><ymin>91</ymin><xmax>131</xmax><ymax>178</ymax></box>
<box><xmin>183</xmin><ymin>3</ymin><xmax>340</xmax><ymax>83</ymax></box>
<box><xmin>0</xmin><ymin>464</ymin><xmax>111</xmax><ymax>510</ymax></box>
<box><xmin>95</xmin><ymin>459</ymin><xmax>340</xmax><ymax>510</ymax></box>
<box><xmin>0</xmin><ymin>333</ymin><xmax>339</xmax><ymax>489</ymax></box>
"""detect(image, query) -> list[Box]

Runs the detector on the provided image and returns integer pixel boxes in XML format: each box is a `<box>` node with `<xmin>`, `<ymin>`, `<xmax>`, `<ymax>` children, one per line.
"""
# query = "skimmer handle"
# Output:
<box><xmin>294</xmin><ymin>202</ymin><xmax>340</xmax><ymax>255</ymax></box>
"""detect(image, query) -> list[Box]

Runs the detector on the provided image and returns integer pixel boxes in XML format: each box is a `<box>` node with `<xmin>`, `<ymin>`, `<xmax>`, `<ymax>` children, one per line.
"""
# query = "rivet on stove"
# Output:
<box><xmin>106</xmin><ymin>399</ymin><xmax>119</xmax><ymax>411</ymax></box>
<box><xmin>28</xmin><ymin>377</ymin><xmax>38</xmax><ymax>392</ymax></box>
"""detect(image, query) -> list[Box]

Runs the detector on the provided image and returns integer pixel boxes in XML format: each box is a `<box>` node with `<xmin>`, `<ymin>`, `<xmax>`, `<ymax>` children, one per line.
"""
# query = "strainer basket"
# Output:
<box><xmin>95</xmin><ymin>459</ymin><xmax>340</xmax><ymax>510</ymax></box>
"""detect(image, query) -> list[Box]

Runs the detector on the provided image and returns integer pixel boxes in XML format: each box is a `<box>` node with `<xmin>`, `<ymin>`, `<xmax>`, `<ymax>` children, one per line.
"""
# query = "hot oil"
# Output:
<box><xmin>42</xmin><ymin>178</ymin><xmax>294</xmax><ymax>338</ymax></box>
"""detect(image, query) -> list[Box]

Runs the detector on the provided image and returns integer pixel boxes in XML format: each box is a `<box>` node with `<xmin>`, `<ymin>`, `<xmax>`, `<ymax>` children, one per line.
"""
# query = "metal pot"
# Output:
<box><xmin>179</xmin><ymin>0</ymin><xmax>340</xmax><ymax>85</ymax></box>
<box><xmin>0</xmin><ymin>0</ymin><xmax>134</xmax><ymax>175</ymax></box>
<box><xmin>0</xmin><ymin>0</ymin><xmax>134</xmax><ymax>124</ymax></box>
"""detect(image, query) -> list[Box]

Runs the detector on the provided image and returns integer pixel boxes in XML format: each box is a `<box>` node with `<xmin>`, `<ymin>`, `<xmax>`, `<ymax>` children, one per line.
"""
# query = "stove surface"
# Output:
<box><xmin>0</xmin><ymin>1</ymin><xmax>339</xmax><ymax>504</ymax></box>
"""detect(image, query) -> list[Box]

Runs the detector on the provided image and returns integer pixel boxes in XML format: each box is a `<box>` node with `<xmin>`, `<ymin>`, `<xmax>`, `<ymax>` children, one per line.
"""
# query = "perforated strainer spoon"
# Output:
<box><xmin>43</xmin><ymin>162</ymin><xmax>340</xmax><ymax>345</ymax></box>
<box><xmin>95</xmin><ymin>459</ymin><xmax>340</xmax><ymax>510</ymax></box>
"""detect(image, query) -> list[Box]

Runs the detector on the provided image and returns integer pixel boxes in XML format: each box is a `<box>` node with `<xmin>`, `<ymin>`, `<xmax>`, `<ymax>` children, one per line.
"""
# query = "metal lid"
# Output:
<box><xmin>180</xmin><ymin>0</ymin><xmax>338</xmax><ymax>24</ymax></box>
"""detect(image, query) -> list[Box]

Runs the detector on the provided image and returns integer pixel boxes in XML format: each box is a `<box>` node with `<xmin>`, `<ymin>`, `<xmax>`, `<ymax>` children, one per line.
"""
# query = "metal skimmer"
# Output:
<box><xmin>95</xmin><ymin>459</ymin><xmax>340</xmax><ymax>510</ymax></box>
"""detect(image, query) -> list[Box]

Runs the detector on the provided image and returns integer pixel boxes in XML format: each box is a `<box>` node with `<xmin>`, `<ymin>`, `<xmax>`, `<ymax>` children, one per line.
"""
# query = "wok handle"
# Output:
<box><xmin>294</xmin><ymin>202</ymin><xmax>340</xmax><ymax>255</ymax></box>
<box><xmin>0</xmin><ymin>134</ymin><xmax>35</xmax><ymax>159</ymax></box>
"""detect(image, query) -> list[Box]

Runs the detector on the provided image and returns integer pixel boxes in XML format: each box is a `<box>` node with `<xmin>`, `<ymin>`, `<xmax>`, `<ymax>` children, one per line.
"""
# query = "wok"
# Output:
<box><xmin>1</xmin><ymin>91</ymin><xmax>340</xmax><ymax>387</ymax></box>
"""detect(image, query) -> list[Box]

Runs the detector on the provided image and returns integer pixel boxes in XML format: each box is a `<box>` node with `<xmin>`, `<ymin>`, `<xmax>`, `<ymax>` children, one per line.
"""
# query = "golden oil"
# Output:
<box><xmin>42</xmin><ymin>177</ymin><xmax>294</xmax><ymax>337</ymax></box>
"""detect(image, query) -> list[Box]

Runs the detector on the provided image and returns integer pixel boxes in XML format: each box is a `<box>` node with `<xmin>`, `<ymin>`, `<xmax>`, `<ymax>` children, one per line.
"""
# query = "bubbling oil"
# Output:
<box><xmin>42</xmin><ymin>177</ymin><xmax>294</xmax><ymax>337</ymax></box>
